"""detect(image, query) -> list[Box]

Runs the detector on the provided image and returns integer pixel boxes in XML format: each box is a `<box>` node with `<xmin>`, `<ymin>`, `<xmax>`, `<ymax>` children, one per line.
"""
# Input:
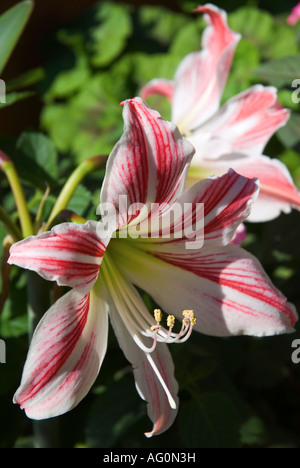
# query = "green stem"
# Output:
<box><xmin>1</xmin><ymin>160</ymin><xmax>33</xmax><ymax>238</ymax></box>
<box><xmin>0</xmin><ymin>204</ymin><xmax>22</xmax><ymax>241</ymax></box>
<box><xmin>45</xmin><ymin>155</ymin><xmax>107</xmax><ymax>231</ymax></box>
<box><xmin>27</xmin><ymin>271</ymin><xmax>60</xmax><ymax>448</ymax></box>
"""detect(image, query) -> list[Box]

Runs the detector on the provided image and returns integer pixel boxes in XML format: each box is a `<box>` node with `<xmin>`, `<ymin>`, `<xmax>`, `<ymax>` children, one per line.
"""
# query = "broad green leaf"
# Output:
<box><xmin>279</xmin><ymin>149</ymin><xmax>300</xmax><ymax>183</ymax></box>
<box><xmin>229</xmin><ymin>7</ymin><xmax>298</xmax><ymax>60</ymax></box>
<box><xmin>255</xmin><ymin>55</ymin><xmax>300</xmax><ymax>88</ymax></box>
<box><xmin>89</xmin><ymin>2</ymin><xmax>132</xmax><ymax>67</ymax></box>
<box><xmin>139</xmin><ymin>6</ymin><xmax>189</xmax><ymax>47</ymax></box>
<box><xmin>16</xmin><ymin>131</ymin><xmax>58</xmax><ymax>179</ymax></box>
<box><xmin>46</xmin><ymin>67</ymin><xmax>90</xmax><ymax>99</ymax></box>
<box><xmin>67</xmin><ymin>184</ymin><xmax>93</xmax><ymax>216</ymax></box>
<box><xmin>0</xmin><ymin>1</ymin><xmax>34</xmax><ymax>75</ymax></box>
<box><xmin>229</xmin><ymin>7</ymin><xmax>273</xmax><ymax>49</ymax></box>
<box><xmin>170</xmin><ymin>21</ymin><xmax>201</xmax><ymax>58</ymax></box>
<box><xmin>277</xmin><ymin>112</ymin><xmax>300</xmax><ymax>148</ymax></box>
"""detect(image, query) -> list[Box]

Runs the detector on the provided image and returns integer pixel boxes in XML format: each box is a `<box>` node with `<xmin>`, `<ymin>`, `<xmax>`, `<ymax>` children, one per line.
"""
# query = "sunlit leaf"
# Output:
<box><xmin>0</xmin><ymin>1</ymin><xmax>34</xmax><ymax>75</ymax></box>
<box><xmin>89</xmin><ymin>2</ymin><xmax>132</xmax><ymax>67</ymax></box>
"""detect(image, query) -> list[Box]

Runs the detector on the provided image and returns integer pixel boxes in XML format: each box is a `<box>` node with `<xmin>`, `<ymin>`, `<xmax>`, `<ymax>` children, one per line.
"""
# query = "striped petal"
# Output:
<box><xmin>229</xmin><ymin>155</ymin><xmax>300</xmax><ymax>222</ymax></box>
<box><xmin>190</xmin><ymin>85</ymin><xmax>290</xmax><ymax>161</ymax></box>
<box><xmin>8</xmin><ymin>221</ymin><xmax>108</xmax><ymax>294</ymax></box>
<box><xmin>112</xmin><ymin>242</ymin><xmax>297</xmax><ymax>338</ymax></box>
<box><xmin>200</xmin><ymin>155</ymin><xmax>300</xmax><ymax>222</ymax></box>
<box><xmin>172</xmin><ymin>4</ymin><xmax>240</xmax><ymax>132</ymax></box>
<box><xmin>100</xmin><ymin>97</ymin><xmax>194</xmax><ymax>229</ymax></box>
<box><xmin>134</xmin><ymin>170</ymin><xmax>259</xmax><ymax>250</ymax></box>
<box><xmin>140</xmin><ymin>78</ymin><xmax>174</xmax><ymax>102</ymax></box>
<box><xmin>14</xmin><ymin>287</ymin><xmax>109</xmax><ymax>419</ymax></box>
<box><xmin>101</xmin><ymin>255</ymin><xmax>179</xmax><ymax>437</ymax></box>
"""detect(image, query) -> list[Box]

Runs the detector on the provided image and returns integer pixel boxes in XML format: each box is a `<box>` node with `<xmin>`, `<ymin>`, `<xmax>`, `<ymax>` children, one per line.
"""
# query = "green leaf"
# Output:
<box><xmin>67</xmin><ymin>184</ymin><xmax>93</xmax><ymax>216</ymax></box>
<box><xmin>0</xmin><ymin>90</ymin><xmax>34</xmax><ymax>108</ymax></box>
<box><xmin>240</xmin><ymin>417</ymin><xmax>268</xmax><ymax>447</ymax></box>
<box><xmin>277</xmin><ymin>112</ymin><xmax>300</xmax><ymax>148</ymax></box>
<box><xmin>229</xmin><ymin>7</ymin><xmax>298</xmax><ymax>61</ymax></box>
<box><xmin>89</xmin><ymin>2</ymin><xmax>132</xmax><ymax>67</ymax></box>
<box><xmin>6</xmin><ymin>67</ymin><xmax>45</xmax><ymax>92</ymax></box>
<box><xmin>0</xmin><ymin>1</ymin><xmax>34</xmax><ymax>75</ymax></box>
<box><xmin>255</xmin><ymin>55</ymin><xmax>300</xmax><ymax>88</ymax></box>
<box><xmin>16</xmin><ymin>131</ymin><xmax>58</xmax><ymax>180</ymax></box>
<box><xmin>229</xmin><ymin>7</ymin><xmax>274</xmax><ymax>48</ymax></box>
<box><xmin>139</xmin><ymin>6</ymin><xmax>189</xmax><ymax>47</ymax></box>
<box><xmin>170</xmin><ymin>21</ymin><xmax>200</xmax><ymax>58</ymax></box>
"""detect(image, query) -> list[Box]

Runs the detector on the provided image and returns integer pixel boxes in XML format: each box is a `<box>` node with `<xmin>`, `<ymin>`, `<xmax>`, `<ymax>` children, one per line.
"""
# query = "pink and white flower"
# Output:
<box><xmin>141</xmin><ymin>4</ymin><xmax>300</xmax><ymax>222</ymax></box>
<box><xmin>9</xmin><ymin>98</ymin><xmax>297</xmax><ymax>436</ymax></box>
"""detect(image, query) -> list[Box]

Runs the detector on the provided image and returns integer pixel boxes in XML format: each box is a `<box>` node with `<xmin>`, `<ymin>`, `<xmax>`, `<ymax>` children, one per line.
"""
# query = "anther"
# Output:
<box><xmin>154</xmin><ymin>309</ymin><xmax>162</xmax><ymax>323</ymax></box>
<box><xmin>167</xmin><ymin>315</ymin><xmax>175</xmax><ymax>328</ymax></box>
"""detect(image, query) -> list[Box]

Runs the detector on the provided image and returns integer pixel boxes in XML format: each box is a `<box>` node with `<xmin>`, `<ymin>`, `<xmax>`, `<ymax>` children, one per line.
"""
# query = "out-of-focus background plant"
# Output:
<box><xmin>0</xmin><ymin>0</ymin><xmax>300</xmax><ymax>448</ymax></box>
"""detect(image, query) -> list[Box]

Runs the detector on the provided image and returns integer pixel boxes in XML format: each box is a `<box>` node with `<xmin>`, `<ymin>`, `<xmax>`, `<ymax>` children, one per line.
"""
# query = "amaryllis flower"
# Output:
<box><xmin>140</xmin><ymin>4</ymin><xmax>300</xmax><ymax>222</ymax></box>
<box><xmin>9</xmin><ymin>98</ymin><xmax>297</xmax><ymax>437</ymax></box>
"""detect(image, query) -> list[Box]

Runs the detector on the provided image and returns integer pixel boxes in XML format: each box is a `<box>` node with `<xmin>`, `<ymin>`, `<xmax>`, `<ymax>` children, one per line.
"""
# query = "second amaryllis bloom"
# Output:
<box><xmin>8</xmin><ymin>98</ymin><xmax>297</xmax><ymax>437</ymax></box>
<box><xmin>140</xmin><ymin>4</ymin><xmax>300</xmax><ymax>222</ymax></box>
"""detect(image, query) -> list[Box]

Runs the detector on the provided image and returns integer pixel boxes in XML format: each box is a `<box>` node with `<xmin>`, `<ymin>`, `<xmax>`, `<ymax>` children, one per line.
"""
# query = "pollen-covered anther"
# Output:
<box><xmin>167</xmin><ymin>314</ymin><xmax>175</xmax><ymax>328</ymax></box>
<box><xmin>182</xmin><ymin>309</ymin><xmax>197</xmax><ymax>326</ymax></box>
<box><xmin>154</xmin><ymin>308</ymin><xmax>162</xmax><ymax>323</ymax></box>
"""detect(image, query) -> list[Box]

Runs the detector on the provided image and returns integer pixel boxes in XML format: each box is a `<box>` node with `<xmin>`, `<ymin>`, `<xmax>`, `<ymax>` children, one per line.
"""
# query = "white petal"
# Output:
<box><xmin>14</xmin><ymin>286</ymin><xmax>109</xmax><ymax>419</ymax></box>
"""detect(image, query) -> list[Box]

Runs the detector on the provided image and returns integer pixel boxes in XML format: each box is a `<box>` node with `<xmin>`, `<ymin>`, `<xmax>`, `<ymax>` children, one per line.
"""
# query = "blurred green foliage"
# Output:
<box><xmin>0</xmin><ymin>0</ymin><xmax>300</xmax><ymax>449</ymax></box>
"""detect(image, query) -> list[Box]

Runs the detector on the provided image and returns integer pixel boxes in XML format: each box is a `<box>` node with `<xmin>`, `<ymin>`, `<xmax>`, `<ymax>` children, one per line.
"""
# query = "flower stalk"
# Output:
<box><xmin>45</xmin><ymin>155</ymin><xmax>107</xmax><ymax>230</ymax></box>
<box><xmin>0</xmin><ymin>205</ymin><xmax>22</xmax><ymax>242</ymax></box>
<box><xmin>0</xmin><ymin>151</ymin><xmax>33</xmax><ymax>238</ymax></box>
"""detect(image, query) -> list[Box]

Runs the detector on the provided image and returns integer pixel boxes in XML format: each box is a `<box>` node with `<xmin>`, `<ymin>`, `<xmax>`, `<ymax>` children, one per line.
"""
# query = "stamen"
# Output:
<box><xmin>145</xmin><ymin>308</ymin><xmax>197</xmax><ymax>350</ymax></box>
<box><xmin>154</xmin><ymin>308</ymin><xmax>162</xmax><ymax>323</ymax></box>
<box><xmin>167</xmin><ymin>315</ymin><xmax>175</xmax><ymax>328</ymax></box>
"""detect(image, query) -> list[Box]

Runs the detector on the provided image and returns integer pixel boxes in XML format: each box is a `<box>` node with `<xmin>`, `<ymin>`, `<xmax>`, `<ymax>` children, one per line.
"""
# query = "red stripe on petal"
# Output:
<box><xmin>153</xmin><ymin>249</ymin><xmax>297</xmax><ymax>326</ymax></box>
<box><xmin>172</xmin><ymin>4</ymin><xmax>240</xmax><ymax>130</ymax></box>
<box><xmin>17</xmin><ymin>293</ymin><xmax>90</xmax><ymax>407</ymax></box>
<box><xmin>9</xmin><ymin>221</ymin><xmax>107</xmax><ymax>293</ymax></box>
<box><xmin>101</xmin><ymin>98</ymin><xmax>194</xmax><ymax>228</ymax></box>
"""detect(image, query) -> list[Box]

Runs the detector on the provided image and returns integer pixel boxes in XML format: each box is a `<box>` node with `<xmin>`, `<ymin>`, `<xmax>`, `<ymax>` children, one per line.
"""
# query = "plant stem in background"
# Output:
<box><xmin>0</xmin><ymin>152</ymin><xmax>33</xmax><ymax>238</ymax></box>
<box><xmin>0</xmin><ymin>205</ymin><xmax>22</xmax><ymax>242</ymax></box>
<box><xmin>45</xmin><ymin>155</ymin><xmax>107</xmax><ymax>230</ymax></box>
